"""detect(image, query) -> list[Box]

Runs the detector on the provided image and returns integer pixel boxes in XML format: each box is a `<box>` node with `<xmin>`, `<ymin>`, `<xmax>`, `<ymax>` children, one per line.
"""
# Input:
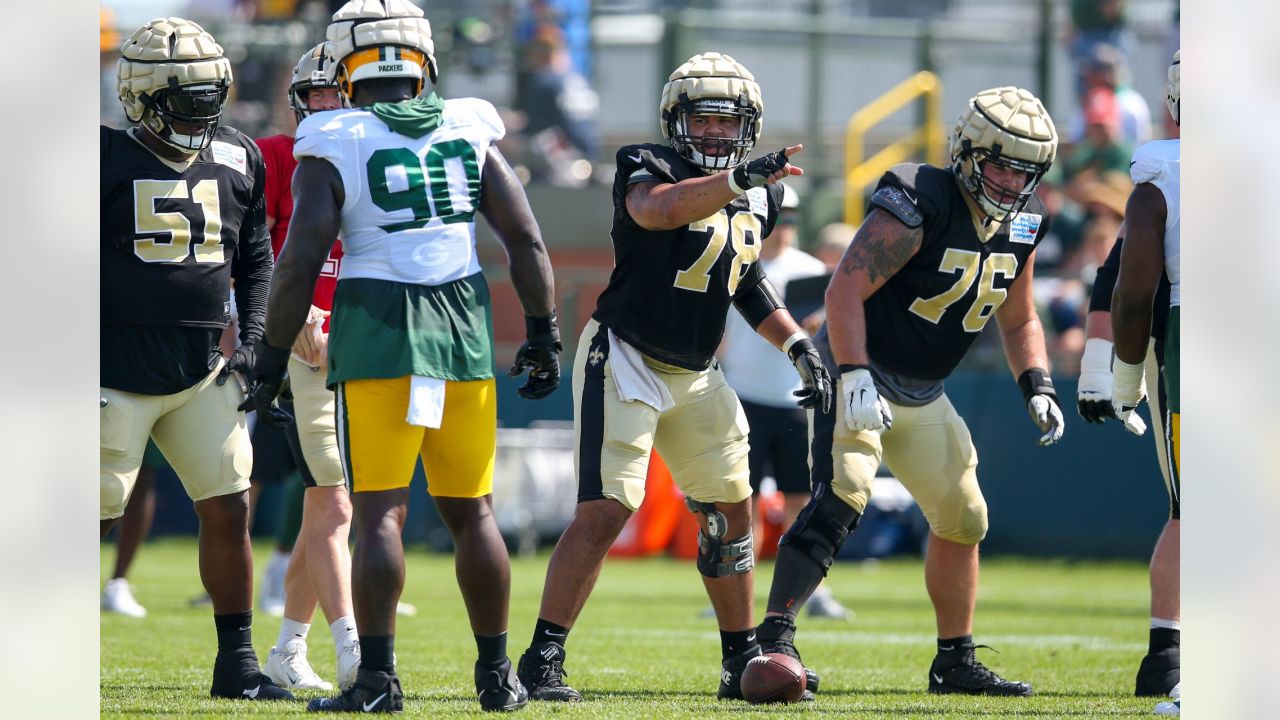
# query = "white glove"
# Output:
<box><xmin>840</xmin><ymin>367</ymin><xmax>892</xmax><ymax>432</ymax></box>
<box><xmin>1110</xmin><ymin>357</ymin><xmax>1148</xmax><ymax>436</ymax></box>
<box><xmin>1027</xmin><ymin>394</ymin><xmax>1066</xmax><ymax>446</ymax></box>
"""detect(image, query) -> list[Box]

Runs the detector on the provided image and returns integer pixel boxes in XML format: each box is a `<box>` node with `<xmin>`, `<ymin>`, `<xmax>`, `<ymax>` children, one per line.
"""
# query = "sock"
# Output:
<box><xmin>214</xmin><ymin>611</ymin><xmax>254</xmax><ymax>654</ymax></box>
<box><xmin>936</xmin><ymin>635</ymin><xmax>974</xmax><ymax>659</ymax></box>
<box><xmin>276</xmin><ymin>618</ymin><xmax>310</xmax><ymax>650</ymax></box>
<box><xmin>360</xmin><ymin>635</ymin><xmax>395</xmax><ymax>674</ymax></box>
<box><xmin>330</xmin><ymin>616</ymin><xmax>358</xmax><ymax>649</ymax></box>
<box><xmin>531</xmin><ymin>618</ymin><xmax>571</xmax><ymax>648</ymax></box>
<box><xmin>720</xmin><ymin>629</ymin><xmax>757</xmax><ymax>660</ymax></box>
<box><xmin>756</xmin><ymin>615</ymin><xmax>796</xmax><ymax>646</ymax></box>
<box><xmin>1149</xmin><ymin>626</ymin><xmax>1180</xmax><ymax>654</ymax></box>
<box><xmin>475</xmin><ymin>632</ymin><xmax>508</xmax><ymax>667</ymax></box>
<box><xmin>1150</xmin><ymin>617</ymin><xmax>1181</xmax><ymax>631</ymax></box>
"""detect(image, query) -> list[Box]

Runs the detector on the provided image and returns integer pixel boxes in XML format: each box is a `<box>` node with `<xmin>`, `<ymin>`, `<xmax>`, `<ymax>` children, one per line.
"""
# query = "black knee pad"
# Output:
<box><xmin>778</xmin><ymin>485</ymin><xmax>861</xmax><ymax>575</ymax></box>
<box><xmin>697</xmin><ymin>531</ymin><xmax>754</xmax><ymax>578</ymax></box>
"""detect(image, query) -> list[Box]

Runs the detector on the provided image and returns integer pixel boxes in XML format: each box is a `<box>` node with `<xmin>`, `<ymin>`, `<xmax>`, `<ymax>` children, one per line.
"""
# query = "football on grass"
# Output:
<box><xmin>741</xmin><ymin>652</ymin><xmax>806</xmax><ymax>704</ymax></box>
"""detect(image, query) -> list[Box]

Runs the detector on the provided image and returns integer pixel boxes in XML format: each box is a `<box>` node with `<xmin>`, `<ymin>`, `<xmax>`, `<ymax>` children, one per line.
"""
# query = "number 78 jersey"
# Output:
<box><xmin>293</xmin><ymin>97</ymin><xmax>504</xmax><ymax>287</ymax></box>
<box><xmin>863</xmin><ymin>163</ymin><xmax>1050</xmax><ymax>381</ymax></box>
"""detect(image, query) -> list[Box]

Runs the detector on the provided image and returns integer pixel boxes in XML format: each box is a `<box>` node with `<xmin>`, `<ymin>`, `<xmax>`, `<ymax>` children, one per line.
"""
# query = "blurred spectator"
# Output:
<box><xmin>1032</xmin><ymin>179</ymin><xmax>1086</xmax><ymax>271</ymax></box>
<box><xmin>517</xmin><ymin>0</ymin><xmax>591</xmax><ymax>78</ymax></box>
<box><xmin>1069</xmin><ymin>0</ymin><xmax>1133</xmax><ymax>99</ymax></box>
<box><xmin>1063</xmin><ymin>88</ymin><xmax>1133</xmax><ymax>186</ymax></box>
<box><xmin>1067</xmin><ymin>44</ymin><xmax>1152</xmax><ymax>147</ymax></box>
<box><xmin>813</xmin><ymin>222</ymin><xmax>856</xmax><ymax>272</ymax></box>
<box><xmin>517</xmin><ymin>25</ymin><xmax>599</xmax><ymax>186</ymax></box>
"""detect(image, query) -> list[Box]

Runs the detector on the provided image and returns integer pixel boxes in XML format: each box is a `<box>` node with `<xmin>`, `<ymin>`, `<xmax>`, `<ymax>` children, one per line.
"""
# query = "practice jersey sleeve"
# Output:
<box><xmin>231</xmin><ymin>137</ymin><xmax>273</xmax><ymax>344</ymax></box>
<box><xmin>873</xmin><ymin>165</ymin><xmax>942</xmax><ymax>230</ymax></box>
<box><xmin>448</xmin><ymin>97</ymin><xmax>506</xmax><ymax>145</ymax></box>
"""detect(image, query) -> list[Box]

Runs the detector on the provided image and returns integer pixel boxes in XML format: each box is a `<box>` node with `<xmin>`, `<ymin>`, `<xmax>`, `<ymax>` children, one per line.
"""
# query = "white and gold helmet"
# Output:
<box><xmin>325</xmin><ymin>0</ymin><xmax>437</xmax><ymax>102</ymax></box>
<box><xmin>660</xmin><ymin>52</ymin><xmax>763</xmax><ymax>171</ymax></box>
<box><xmin>1166</xmin><ymin>50</ymin><xmax>1180</xmax><ymax>127</ymax></box>
<box><xmin>117</xmin><ymin>17</ymin><xmax>233</xmax><ymax>153</ymax></box>
<box><xmin>950</xmin><ymin>86</ymin><xmax>1058</xmax><ymax>223</ymax></box>
<box><xmin>290</xmin><ymin>43</ymin><xmax>339</xmax><ymax>123</ymax></box>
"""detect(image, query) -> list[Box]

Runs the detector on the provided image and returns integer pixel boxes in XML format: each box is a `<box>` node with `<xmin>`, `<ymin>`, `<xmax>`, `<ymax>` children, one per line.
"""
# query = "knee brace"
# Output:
<box><xmin>684</xmin><ymin>496</ymin><xmax>729</xmax><ymax>539</ymax></box>
<box><xmin>778</xmin><ymin>485</ymin><xmax>861</xmax><ymax>575</ymax></box>
<box><xmin>697</xmin><ymin>530</ymin><xmax>754</xmax><ymax>578</ymax></box>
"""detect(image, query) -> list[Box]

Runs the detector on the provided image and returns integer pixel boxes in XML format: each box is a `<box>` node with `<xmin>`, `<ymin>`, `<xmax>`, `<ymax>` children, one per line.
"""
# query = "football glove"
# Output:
<box><xmin>509</xmin><ymin>312</ymin><xmax>562</xmax><ymax>400</ymax></box>
<box><xmin>246</xmin><ymin>341</ymin><xmax>295</xmax><ymax>427</ymax></box>
<box><xmin>1019</xmin><ymin>368</ymin><xmax>1065</xmax><ymax>446</ymax></box>
<box><xmin>1076</xmin><ymin>337</ymin><xmax>1116</xmax><ymax>424</ymax></box>
<box><xmin>839</xmin><ymin>366</ymin><xmax>892</xmax><ymax>432</ymax></box>
<box><xmin>1110</xmin><ymin>357</ymin><xmax>1148</xmax><ymax>436</ymax></box>
<box><xmin>729</xmin><ymin>149</ymin><xmax>790</xmax><ymax>193</ymax></box>
<box><xmin>216</xmin><ymin>341</ymin><xmax>256</xmax><ymax>389</ymax></box>
<box><xmin>787</xmin><ymin>337</ymin><xmax>832</xmax><ymax>412</ymax></box>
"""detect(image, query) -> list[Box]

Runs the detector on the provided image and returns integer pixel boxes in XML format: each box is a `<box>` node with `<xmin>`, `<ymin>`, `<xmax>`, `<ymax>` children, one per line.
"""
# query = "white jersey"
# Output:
<box><xmin>721</xmin><ymin>246</ymin><xmax>828</xmax><ymax>407</ymax></box>
<box><xmin>1130</xmin><ymin>139</ymin><xmax>1180</xmax><ymax>306</ymax></box>
<box><xmin>294</xmin><ymin>98</ymin><xmax>504</xmax><ymax>287</ymax></box>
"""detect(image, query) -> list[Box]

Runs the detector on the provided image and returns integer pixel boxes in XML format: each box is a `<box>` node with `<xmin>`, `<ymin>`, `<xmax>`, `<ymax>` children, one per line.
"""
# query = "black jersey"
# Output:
<box><xmin>861</xmin><ymin>163</ymin><xmax>1051</xmax><ymax>381</ymax></box>
<box><xmin>101</xmin><ymin>126</ymin><xmax>273</xmax><ymax>393</ymax></box>
<box><xmin>592</xmin><ymin>143</ymin><xmax>783</xmax><ymax>370</ymax></box>
<box><xmin>1088</xmin><ymin>236</ymin><xmax>1171</xmax><ymax>363</ymax></box>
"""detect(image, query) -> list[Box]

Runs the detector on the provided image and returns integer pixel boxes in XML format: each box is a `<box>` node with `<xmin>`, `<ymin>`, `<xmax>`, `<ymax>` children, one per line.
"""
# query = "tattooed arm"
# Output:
<box><xmin>825</xmin><ymin>208</ymin><xmax>924</xmax><ymax>366</ymax></box>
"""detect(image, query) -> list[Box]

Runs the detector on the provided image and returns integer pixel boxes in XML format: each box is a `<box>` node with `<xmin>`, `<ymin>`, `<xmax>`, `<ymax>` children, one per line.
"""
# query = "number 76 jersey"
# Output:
<box><xmin>293</xmin><ymin>97</ymin><xmax>504</xmax><ymax>287</ymax></box>
<box><xmin>864</xmin><ymin>163</ymin><xmax>1051</xmax><ymax>381</ymax></box>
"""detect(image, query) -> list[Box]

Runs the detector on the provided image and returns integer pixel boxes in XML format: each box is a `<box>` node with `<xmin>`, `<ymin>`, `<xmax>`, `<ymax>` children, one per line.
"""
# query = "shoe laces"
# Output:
<box><xmin>951</xmin><ymin>645</ymin><xmax>1004</xmax><ymax>681</ymax></box>
<box><xmin>533</xmin><ymin>657</ymin><xmax>570</xmax><ymax>685</ymax></box>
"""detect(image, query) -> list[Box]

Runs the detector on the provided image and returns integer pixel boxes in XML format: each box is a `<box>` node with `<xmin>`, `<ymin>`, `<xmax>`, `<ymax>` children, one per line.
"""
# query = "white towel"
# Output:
<box><xmin>407</xmin><ymin>375</ymin><xmax>446</xmax><ymax>428</ymax></box>
<box><xmin>607</xmin><ymin>329</ymin><xmax>675</xmax><ymax>413</ymax></box>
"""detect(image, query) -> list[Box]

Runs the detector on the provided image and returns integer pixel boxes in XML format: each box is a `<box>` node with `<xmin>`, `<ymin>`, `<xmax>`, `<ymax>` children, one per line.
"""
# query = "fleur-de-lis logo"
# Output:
<box><xmin>588</xmin><ymin>347</ymin><xmax>605</xmax><ymax>366</ymax></box>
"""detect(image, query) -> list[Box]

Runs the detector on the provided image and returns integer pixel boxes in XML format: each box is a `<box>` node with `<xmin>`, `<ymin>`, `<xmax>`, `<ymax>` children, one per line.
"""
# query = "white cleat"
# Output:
<box><xmin>806</xmin><ymin>586</ymin><xmax>854</xmax><ymax>620</ymax></box>
<box><xmin>101</xmin><ymin>578</ymin><xmax>147</xmax><ymax>618</ymax></box>
<box><xmin>264</xmin><ymin>641</ymin><xmax>333</xmax><ymax>691</ymax></box>
<box><xmin>336</xmin><ymin>638</ymin><xmax>362</xmax><ymax>691</ymax></box>
<box><xmin>396</xmin><ymin>601</ymin><xmax>418</xmax><ymax>617</ymax></box>
<box><xmin>1154</xmin><ymin>682</ymin><xmax>1180</xmax><ymax>715</ymax></box>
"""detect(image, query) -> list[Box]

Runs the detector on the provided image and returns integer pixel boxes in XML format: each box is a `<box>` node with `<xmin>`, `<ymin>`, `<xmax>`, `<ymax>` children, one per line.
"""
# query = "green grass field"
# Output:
<box><xmin>102</xmin><ymin>539</ymin><xmax>1160</xmax><ymax>718</ymax></box>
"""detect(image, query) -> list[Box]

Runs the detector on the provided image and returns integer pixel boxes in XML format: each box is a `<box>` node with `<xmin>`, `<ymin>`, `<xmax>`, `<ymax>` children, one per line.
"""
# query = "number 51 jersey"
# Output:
<box><xmin>293</xmin><ymin>96</ymin><xmax>504</xmax><ymax>287</ymax></box>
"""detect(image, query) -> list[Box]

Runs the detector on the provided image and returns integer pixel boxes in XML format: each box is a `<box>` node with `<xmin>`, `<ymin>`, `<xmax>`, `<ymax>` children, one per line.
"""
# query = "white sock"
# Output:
<box><xmin>269</xmin><ymin>549</ymin><xmax>291</xmax><ymax>570</ymax></box>
<box><xmin>1151</xmin><ymin>617</ymin><xmax>1181</xmax><ymax>631</ymax></box>
<box><xmin>331</xmin><ymin>616</ymin><xmax>358</xmax><ymax>649</ymax></box>
<box><xmin>277</xmin><ymin>618</ymin><xmax>310</xmax><ymax>650</ymax></box>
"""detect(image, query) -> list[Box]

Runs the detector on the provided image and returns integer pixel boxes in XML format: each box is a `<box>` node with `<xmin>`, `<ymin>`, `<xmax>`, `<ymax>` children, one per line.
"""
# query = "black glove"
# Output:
<box><xmin>788</xmin><ymin>338</ymin><xmax>833</xmax><ymax>413</ymax></box>
<box><xmin>730</xmin><ymin>148</ymin><xmax>791</xmax><ymax>192</ymax></box>
<box><xmin>509</xmin><ymin>312</ymin><xmax>562</xmax><ymax>400</ymax></box>
<box><xmin>216</xmin><ymin>341</ymin><xmax>256</xmax><ymax>388</ymax></box>
<box><xmin>246</xmin><ymin>341</ymin><xmax>295</xmax><ymax>427</ymax></box>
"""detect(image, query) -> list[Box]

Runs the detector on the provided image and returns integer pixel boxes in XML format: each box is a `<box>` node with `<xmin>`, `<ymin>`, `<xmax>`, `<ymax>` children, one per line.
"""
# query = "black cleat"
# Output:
<box><xmin>517</xmin><ymin>642</ymin><xmax>581</xmax><ymax>702</ymax></box>
<box><xmin>717</xmin><ymin>644</ymin><xmax>762</xmax><ymax>700</ymax></box>
<box><xmin>928</xmin><ymin>644</ymin><xmax>1032</xmax><ymax>696</ymax></box>
<box><xmin>756</xmin><ymin>616</ymin><xmax>817</xmax><ymax>700</ymax></box>
<box><xmin>210</xmin><ymin>649</ymin><xmax>295</xmax><ymax>701</ymax></box>
<box><xmin>306</xmin><ymin>668</ymin><xmax>403</xmax><ymax>713</ymax></box>
<box><xmin>476</xmin><ymin>657</ymin><xmax>529</xmax><ymax>712</ymax></box>
<box><xmin>1135</xmin><ymin>647</ymin><xmax>1180</xmax><ymax>697</ymax></box>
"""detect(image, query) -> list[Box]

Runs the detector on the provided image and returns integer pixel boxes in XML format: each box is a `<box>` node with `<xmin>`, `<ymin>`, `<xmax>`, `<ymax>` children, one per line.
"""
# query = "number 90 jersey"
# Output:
<box><xmin>593</xmin><ymin>144</ymin><xmax>783</xmax><ymax>371</ymax></box>
<box><xmin>865</xmin><ymin>163</ymin><xmax>1050</xmax><ymax>381</ymax></box>
<box><xmin>293</xmin><ymin>97</ymin><xmax>503</xmax><ymax>287</ymax></box>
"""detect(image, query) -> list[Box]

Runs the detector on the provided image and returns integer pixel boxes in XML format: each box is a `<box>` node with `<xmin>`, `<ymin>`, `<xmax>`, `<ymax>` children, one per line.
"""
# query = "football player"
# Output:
<box><xmin>101</xmin><ymin>18</ymin><xmax>292</xmax><ymax>701</ymax></box>
<box><xmin>514</xmin><ymin>52</ymin><xmax>832</xmax><ymax>703</ymax></box>
<box><xmin>248</xmin><ymin>0</ymin><xmax>559</xmax><ymax>712</ymax></box>
<box><xmin>1111</xmin><ymin>50</ymin><xmax>1181</xmax><ymax>713</ymax></box>
<box><xmin>757</xmin><ymin>87</ymin><xmax>1063</xmax><ymax>697</ymax></box>
<box><xmin>254</xmin><ymin>44</ymin><xmax>360</xmax><ymax>693</ymax></box>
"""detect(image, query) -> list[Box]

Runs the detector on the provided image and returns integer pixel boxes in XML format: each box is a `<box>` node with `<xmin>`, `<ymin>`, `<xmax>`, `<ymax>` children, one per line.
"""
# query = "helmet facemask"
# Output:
<box><xmin>666</xmin><ymin>94</ymin><xmax>759</xmax><ymax>172</ymax></box>
<box><xmin>956</xmin><ymin>142</ymin><xmax>1050</xmax><ymax>223</ymax></box>
<box><xmin>141</xmin><ymin>78</ymin><xmax>229</xmax><ymax>152</ymax></box>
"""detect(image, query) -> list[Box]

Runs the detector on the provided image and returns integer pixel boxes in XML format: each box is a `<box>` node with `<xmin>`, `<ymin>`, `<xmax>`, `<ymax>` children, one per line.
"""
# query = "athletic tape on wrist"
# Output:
<box><xmin>782</xmin><ymin>331</ymin><xmax>808</xmax><ymax>355</ymax></box>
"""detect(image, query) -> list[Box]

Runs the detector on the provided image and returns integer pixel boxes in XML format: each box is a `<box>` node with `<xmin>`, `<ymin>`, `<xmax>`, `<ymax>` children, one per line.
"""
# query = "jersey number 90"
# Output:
<box><xmin>367</xmin><ymin>141</ymin><xmax>481</xmax><ymax>232</ymax></box>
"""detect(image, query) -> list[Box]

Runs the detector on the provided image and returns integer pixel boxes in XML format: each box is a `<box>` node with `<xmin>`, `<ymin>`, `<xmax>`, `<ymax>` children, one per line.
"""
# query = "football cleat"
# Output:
<box><xmin>928</xmin><ymin>644</ymin><xmax>1031</xmax><ymax>696</ymax></box>
<box><xmin>306</xmin><ymin>668</ymin><xmax>403</xmax><ymax>713</ymax></box>
<box><xmin>756</xmin><ymin>616</ymin><xmax>818</xmax><ymax>699</ymax></box>
<box><xmin>336</xmin><ymin>637</ymin><xmax>362</xmax><ymax>691</ymax></box>
<box><xmin>264</xmin><ymin>641</ymin><xmax>332</xmax><ymax>691</ymax></box>
<box><xmin>476</xmin><ymin>657</ymin><xmax>529</xmax><ymax>712</ymax></box>
<box><xmin>516</xmin><ymin>642</ymin><xmax>581</xmax><ymax>702</ymax></box>
<box><xmin>1154</xmin><ymin>682</ymin><xmax>1181</xmax><ymax>715</ymax></box>
<box><xmin>210</xmin><ymin>650</ymin><xmax>295</xmax><ymax>701</ymax></box>
<box><xmin>1135</xmin><ymin>647</ymin><xmax>1180</xmax><ymax>697</ymax></box>
<box><xmin>101</xmin><ymin>578</ymin><xmax>147</xmax><ymax>618</ymax></box>
<box><xmin>806</xmin><ymin>586</ymin><xmax>853</xmax><ymax>620</ymax></box>
<box><xmin>716</xmin><ymin>644</ymin><xmax>763</xmax><ymax>700</ymax></box>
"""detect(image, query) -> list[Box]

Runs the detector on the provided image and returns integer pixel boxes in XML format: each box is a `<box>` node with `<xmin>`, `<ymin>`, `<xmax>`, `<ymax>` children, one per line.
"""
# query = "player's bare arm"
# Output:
<box><xmin>626</xmin><ymin>145</ymin><xmax>804</xmax><ymax>231</ymax></box>
<box><xmin>825</xmin><ymin>208</ymin><xmax>923</xmax><ymax>366</ymax></box>
<box><xmin>264</xmin><ymin>157</ymin><xmax>343</xmax><ymax>350</ymax></box>
<box><xmin>1112</xmin><ymin>183</ymin><xmax>1167</xmax><ymax>365</ymax></box>
<box><xmin>994</xmin><ymin>253</ymin><xmax>1050</xmax><ymax>377</ymax></box>
<box><xmin>479</xmin><ymin>147</ymin><xmax>555</xmax><ymax>315</ymax></box>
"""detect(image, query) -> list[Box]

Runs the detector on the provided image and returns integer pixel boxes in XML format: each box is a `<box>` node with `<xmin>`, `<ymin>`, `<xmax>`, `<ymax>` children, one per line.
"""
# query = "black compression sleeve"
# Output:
<box><xmin>732</xmin><ymin>277</ymin><xmax>786</xmax><ymax>329</ymax></box>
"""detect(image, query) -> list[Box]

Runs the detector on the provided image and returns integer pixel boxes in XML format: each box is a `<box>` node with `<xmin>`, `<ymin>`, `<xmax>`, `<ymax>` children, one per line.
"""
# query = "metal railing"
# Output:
<box><xmin>842</xmin><ymin>70</ymin><xmax>945</xmax><ymax>226</ymax></box>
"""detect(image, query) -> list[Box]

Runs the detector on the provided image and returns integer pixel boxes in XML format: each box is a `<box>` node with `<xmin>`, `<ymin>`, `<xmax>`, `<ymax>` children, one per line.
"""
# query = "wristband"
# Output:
<box><xmin>726</xmin><ymin>168</ymin><xmax>747</xmax><ymax>195</ymax></box>
<box><xmin>781</xmin><ymin>331</ymin><xmax>808</xmax><ymax>356</ymax></box>
<box><xmin>1017</xmin><ymin>367</ymin><xmax>1056</xmax><ymax>404</ymax></box>
<box><xmin>1080</xmin><ymin>337</ymin><xmax>1114</xmax><ymax>376</ymax></box>
<box><xmin>837</xmin><ymin>363</ymin><xmax>870</xmax><ymax>374</ymax></box>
